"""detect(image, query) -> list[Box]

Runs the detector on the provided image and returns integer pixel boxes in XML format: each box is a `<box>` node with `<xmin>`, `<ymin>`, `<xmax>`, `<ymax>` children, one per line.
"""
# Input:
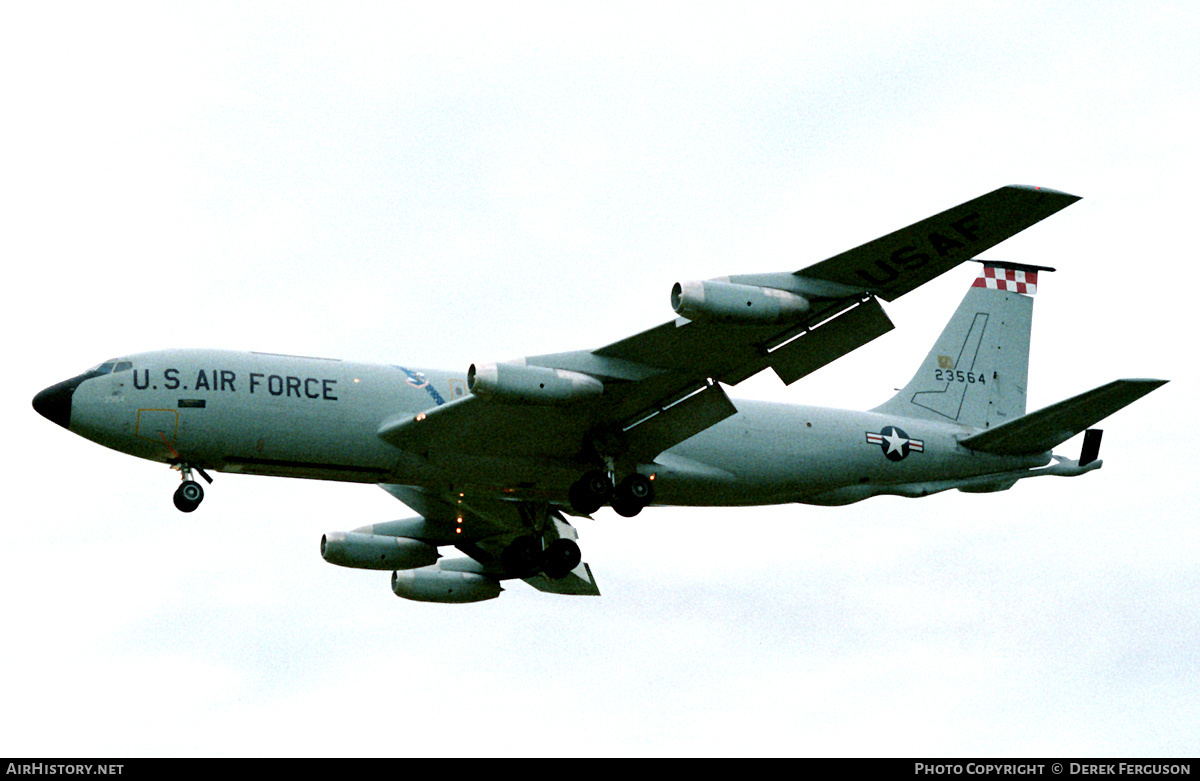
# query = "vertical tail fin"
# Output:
<box><xmin>872</xmin><ymin>262</ymin><xmax>1051</xmax><ymax>429</ymax></box>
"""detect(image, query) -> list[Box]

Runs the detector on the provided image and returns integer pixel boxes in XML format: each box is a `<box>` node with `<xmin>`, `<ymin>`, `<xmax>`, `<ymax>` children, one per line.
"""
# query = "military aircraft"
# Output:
<box><xmin>32</xmin><ymin>185</ymin><xmax>1165</xmax><ymax>603</ymax></box>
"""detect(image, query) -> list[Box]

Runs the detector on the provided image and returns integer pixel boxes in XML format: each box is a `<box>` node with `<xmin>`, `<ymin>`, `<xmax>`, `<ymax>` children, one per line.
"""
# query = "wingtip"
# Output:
<box><xmin>1005</xmin><ymin>184</ymin><xmax>1083</xmax><ymax>202</ymax></box>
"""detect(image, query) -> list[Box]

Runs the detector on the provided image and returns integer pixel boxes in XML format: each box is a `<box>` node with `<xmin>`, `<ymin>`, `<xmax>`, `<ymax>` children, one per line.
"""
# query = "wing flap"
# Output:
<box><xmin>958</xmin><ymin>378</ymin><xmax>1167</xmax><ymax>455</ymax></box>
<box><xmin>523</xmin><ymin>562</ymin><xmax>601</xmax><ymax>596</ymax></box>
<box><xmin>767</xmin><ymin>296</ymin><xmax>895</xmax><ymax>385</ymax></box>
<box><xmin>623</xmin><ymin>381</ymin><xmax>738</xmax><ymax>460</ymax></box>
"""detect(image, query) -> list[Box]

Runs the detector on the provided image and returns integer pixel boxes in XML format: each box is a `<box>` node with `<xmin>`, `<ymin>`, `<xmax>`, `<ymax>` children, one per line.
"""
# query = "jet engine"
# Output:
<box><xmin>468</xmin><ymin>362</ymin><xmax>603</xmax><ymax>404</ymax></box>
<box><xmin>391</xmin><ymin>567</ymin><xmax>503</xmax><ymax>603</ymax></box>
<box><xmin>320</xmin><ymin>531</ymin><xmax>440</xmax><ymax>571</ymax></box>
<box><xmin>671</xmin><ymin>279</ymin><xmax>810</xmax><ymax>323</ymax></box>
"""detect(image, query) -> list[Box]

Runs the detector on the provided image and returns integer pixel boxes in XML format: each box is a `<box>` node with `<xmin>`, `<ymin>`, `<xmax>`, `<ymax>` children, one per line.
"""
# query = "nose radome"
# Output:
<box><xmin>33</xmin><ymin>377</ymin><xmax>83</xmax><ymax>429</ymax></box>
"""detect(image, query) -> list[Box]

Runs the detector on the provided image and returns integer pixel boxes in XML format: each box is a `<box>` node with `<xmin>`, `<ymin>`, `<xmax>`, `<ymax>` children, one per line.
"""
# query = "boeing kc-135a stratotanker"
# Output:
<box><xmin>33</xmin><ymin>185</ymin><xmax>1166</xmax><ymax>602</ymax></box>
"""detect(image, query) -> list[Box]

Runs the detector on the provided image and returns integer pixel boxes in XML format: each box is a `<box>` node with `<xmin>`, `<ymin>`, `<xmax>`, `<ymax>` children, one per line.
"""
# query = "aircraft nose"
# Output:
<box><xmin>33</xmin><ymin>377</ymin><xmax>82</xmax><ymax>429</ymax></box>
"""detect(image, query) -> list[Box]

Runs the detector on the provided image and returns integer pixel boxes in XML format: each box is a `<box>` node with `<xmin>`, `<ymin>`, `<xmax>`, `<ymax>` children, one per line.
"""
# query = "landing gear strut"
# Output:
<box><xmin>171</xmin><ymin>464</ymin><xmax>212</xmax><ymax>513</ymax></box>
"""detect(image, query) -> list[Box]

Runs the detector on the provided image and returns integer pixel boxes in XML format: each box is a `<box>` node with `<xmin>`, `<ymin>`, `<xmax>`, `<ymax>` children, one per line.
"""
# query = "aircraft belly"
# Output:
<box><xmin>208</xmin><ymin>402</ymin><xmax>395</xmax><ymax>482</ymax></box>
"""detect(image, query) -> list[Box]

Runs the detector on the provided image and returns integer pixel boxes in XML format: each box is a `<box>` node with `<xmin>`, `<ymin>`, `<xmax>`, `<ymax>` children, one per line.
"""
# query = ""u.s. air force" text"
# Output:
<box><xmin>132</xmin><ymin>369</ymin><xmax>338</xmax><ymax>400</ymax></box>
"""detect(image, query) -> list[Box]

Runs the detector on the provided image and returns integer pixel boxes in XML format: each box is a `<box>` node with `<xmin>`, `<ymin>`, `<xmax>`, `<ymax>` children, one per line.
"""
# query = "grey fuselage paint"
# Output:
<box><xmin>54</xmin><ymin>348</ymin><xmax>1047</xmax><ymax>507</ymax></box>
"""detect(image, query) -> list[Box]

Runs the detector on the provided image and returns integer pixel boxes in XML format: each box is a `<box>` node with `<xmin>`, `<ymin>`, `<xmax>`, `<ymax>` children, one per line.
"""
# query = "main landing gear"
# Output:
<box><xmin>567</xmin><ymin>470</ymin><xmax>654</xmax><ymax>517</ymax></box>
<box><xmin>497</xmin><ymin>501</ymin><xmax>584</xmax><ymax>580</ymax></box>
<box><xmin>500</xmin><ymin>536</ymin><xmax>582</xmax><ymax>580</ymax></box>
<box><xmin>171</xmin><ymin>464</ymin><xmax>213</xmax><ymax>513</ymax></box>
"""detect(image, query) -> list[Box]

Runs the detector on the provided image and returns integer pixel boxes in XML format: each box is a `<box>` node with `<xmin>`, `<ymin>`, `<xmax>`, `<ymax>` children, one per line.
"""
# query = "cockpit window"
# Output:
<box><xmin>86</xmin><ymin>360</ymin><xmax>131</xmax><ymax>375</ymax></box>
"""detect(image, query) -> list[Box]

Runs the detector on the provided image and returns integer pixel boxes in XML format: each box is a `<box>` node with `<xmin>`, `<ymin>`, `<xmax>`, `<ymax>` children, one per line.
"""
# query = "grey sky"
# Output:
<box><xmin>4</xmin><ymin>1</ymin><xmax>1197</xmax><ymax>756</ymax></box>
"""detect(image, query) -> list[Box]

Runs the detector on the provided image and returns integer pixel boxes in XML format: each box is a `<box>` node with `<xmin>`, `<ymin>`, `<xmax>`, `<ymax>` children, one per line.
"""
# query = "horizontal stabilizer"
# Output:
<box><xmin>958</xmin><ymin>379</ymin><xmax>1167</xmax><ymax>455</ymax></box>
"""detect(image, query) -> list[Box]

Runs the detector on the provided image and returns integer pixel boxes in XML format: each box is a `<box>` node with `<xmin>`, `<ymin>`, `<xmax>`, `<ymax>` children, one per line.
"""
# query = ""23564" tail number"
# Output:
<box><xmin>934</xmin><ymin>369</ymin><xmax>986</xmax><ymax>384</ymax></box>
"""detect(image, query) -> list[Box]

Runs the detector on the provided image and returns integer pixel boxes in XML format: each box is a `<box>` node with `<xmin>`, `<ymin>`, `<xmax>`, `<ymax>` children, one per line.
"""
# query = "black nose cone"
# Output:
<box><xmin>33</xmin><ymin>377</ymin><xmax>82</xmax><ymax>429</ymax></box>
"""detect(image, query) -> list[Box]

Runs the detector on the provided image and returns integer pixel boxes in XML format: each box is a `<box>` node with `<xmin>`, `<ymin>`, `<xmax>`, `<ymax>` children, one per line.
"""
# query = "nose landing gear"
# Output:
<box><xmin>171</xmin><ymin>464</ymin><xmax>213</xmax><ymax>513</ymax></box>
<box><xmin>173</xmin><ymin>480</ymin><xmax>204</xmax><ymax>512</ymax></box>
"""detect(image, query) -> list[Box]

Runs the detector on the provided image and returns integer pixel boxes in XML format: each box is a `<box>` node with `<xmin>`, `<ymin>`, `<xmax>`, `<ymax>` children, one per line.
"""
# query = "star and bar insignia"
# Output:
<box><xmin>866</xmin><ymin>426</ymin><xmax>924</xmax><ymax>461</ymax></box>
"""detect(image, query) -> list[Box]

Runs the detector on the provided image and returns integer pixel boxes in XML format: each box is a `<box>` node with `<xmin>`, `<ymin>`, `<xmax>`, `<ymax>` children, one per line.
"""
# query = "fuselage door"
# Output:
<box><xmin>136</xmin><ymin>408</ymin><xmax>179</xmax><ymax>444</ymax></box>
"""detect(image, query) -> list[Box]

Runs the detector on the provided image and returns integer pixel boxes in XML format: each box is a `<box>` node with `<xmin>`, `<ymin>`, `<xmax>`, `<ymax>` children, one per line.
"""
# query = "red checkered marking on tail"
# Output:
<box><xmin>973</xmin><ymin>265</ymin><xmax>1037</xmax><ymax>295</ymax></box>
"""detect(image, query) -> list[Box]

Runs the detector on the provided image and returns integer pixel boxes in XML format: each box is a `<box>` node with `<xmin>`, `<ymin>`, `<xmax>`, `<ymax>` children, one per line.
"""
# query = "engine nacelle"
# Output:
<box><xmin>391</xmin><ymin>567</ymin><xmax>503</xmax><ymax>603</ymax></box>
<box><xmin>468</xmin><ymin>362</ymin><xmax>603</xmax><ymax>404</ymax></box>
<box><xmin>320</xmin><ymin>532</ymin><xmax>440</xmax><ymax>571</ymax></box>
<box><xmin>671</xmin><ymin>279</ymin><xmax>811</xmax><ymax>323</ymax></box>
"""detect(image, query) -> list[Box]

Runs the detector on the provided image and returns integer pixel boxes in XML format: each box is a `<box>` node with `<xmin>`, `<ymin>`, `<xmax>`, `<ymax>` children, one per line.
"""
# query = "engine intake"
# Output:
<box><xmin>671</xmin><ymin>279</ymin><xmax>810</xmax><ymax>324</ymax></box>
<box><xmin>468</xmin><ymin>362</ymin><xmax>603</xmax><ymax>404</ymax></box>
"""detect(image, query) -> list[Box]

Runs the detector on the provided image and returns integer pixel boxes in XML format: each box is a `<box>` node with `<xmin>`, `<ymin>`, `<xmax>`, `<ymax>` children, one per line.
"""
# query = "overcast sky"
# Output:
<box><xmin>4</xmin><ymin>1</ymin><xmax>1197</xmax><ymax>757</ymax></box>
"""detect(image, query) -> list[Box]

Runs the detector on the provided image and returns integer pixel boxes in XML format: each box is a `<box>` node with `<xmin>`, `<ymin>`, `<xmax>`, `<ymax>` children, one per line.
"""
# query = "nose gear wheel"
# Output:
<box><xmin>170</xmin><ymin>463</ymin><xmax>212</xmax><ymax>513</ymax></box>
<box><xmin>173</xmin><ymin>480</ymin><xmax>204</xmax><ymax>513</ymax></box>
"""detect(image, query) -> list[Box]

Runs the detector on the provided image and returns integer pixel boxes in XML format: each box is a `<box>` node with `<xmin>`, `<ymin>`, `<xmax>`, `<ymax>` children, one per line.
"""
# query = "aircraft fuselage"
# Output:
<box><xmin>37</xmin><ymin>348</ymin><xmax>1047</xmax><ymax>507</ymax></box>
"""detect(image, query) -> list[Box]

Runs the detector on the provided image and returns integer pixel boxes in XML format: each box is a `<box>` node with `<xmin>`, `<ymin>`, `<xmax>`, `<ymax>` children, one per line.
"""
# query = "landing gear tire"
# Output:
<box><xmin>611</xmin><ymin>474</ymin><xmax>653</xmax><ymax>517</ymax></box>
<box><xmin>173</xmin><ymin>480</ymin><xmax>204</xmax><ymax>513</ymax></box>
<box><xmin>500</xmin><ymin>536</ymin><xmax>543</xmax><ymax>578</ymax></box>
<box><xmin>501</xmin><ymin>536</ymin><xmax>582</xmax><ymax>579</ymax></box>
<box><xmin>610</xmin><ymin>495</ymin><xmax>642</xmax><ymax>517</ymax></box>
<box><xmin>617</xmin><ymin>474</ymin><xmax>654</xmax><ymax>504</ymax></box>
<box><xmin>568</xmin><ymin>470</ymin><xmax>612</xmax><ymax>515</ymax></box>
<box><xmin>542</xmin><ymin>539</ymin><xmax>582</xmax><ymax>579</ymax></box>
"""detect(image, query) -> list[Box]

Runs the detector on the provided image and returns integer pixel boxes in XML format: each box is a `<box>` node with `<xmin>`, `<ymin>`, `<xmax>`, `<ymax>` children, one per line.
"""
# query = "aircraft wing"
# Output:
<box><xmin>793</xmin><ymin>184</ymin><xmax>1079</xmax><ymax>302</ymax></box>
<box><xmin>379</xmin><ymin>185</ymin><xmax>1080</xmax><ymax>483</ymax></box>
<box><xmin>379</xmin><ymin>483</ymin><xmax>601</xmax><ymax>595</ymax></box>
